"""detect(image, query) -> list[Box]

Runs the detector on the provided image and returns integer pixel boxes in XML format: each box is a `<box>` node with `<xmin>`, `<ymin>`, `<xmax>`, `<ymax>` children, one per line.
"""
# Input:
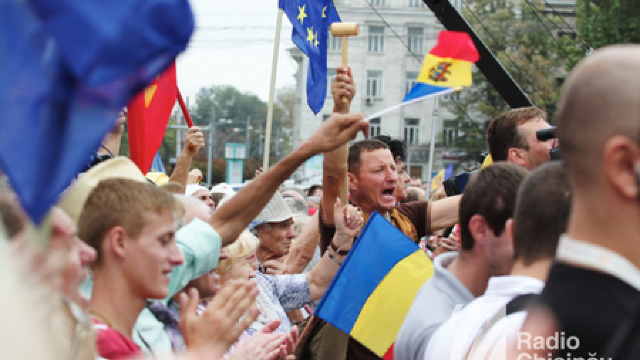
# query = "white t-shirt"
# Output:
<box><xmin>425</xmin><ymin>275</ymin><xmax>543</xmax><ymax>360</ymax></box>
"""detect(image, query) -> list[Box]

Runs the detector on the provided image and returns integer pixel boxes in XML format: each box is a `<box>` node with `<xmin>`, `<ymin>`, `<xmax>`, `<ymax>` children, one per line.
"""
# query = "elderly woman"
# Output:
<box><xmin>218</xmin><ymin>200</ymin><xmax>363</xmax><ymax>336</ymax></box>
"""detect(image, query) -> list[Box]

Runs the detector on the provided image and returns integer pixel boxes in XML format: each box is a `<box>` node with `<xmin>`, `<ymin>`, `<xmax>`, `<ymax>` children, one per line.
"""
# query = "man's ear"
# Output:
<box><xmin>505</xmin><ymin>218</ymin><xmax>515</xmax><ymax>248</ymax></box>
<box><xmin>348</xmin><ymin>172</ymin><xmax>358</xmax><ymax>193</ymax></box>
<box><xmin>507</xmin><ymin>148</ymin><xmax>526</xmax><ymax>167</ymax></box>
<box><xmin>603</xmin><ymin>136</ymin><xmax>640</xmax><ymax>200</ymax></box>
<box><xmin>468</xmin><ymin>214</ymin><xmax>488</xmax><ymax>247</ymax></box>
<box><xmin>106</xmin><ymin>226</ymin><xmax>127</xmax><ymax>259</ymax></box>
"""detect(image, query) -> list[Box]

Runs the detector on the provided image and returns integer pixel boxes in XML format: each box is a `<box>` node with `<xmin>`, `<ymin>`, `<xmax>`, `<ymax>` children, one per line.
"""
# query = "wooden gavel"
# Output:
<box><xmin>330</xmin><ymin>22</ymin><xmax>360</xmax><ymax>103</ymax></box>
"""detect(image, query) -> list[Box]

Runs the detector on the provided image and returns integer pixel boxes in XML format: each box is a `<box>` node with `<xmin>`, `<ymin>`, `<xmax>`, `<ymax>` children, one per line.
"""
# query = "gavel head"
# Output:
<box><xmin>330</xmin><ymin>23</ymin><xmax>360</xmax><ymax>37</ymax></box>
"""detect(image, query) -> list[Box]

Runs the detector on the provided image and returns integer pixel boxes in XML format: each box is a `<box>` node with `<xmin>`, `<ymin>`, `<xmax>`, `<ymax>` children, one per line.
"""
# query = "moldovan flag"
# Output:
<box><xmin>431</xmin><ymin>168</ymin><xmax>445</xmax><ymax>190</ymax></box>
<box><xmin>365</xmin><ymin>31</ymin><xmax>479</xmax><ymax>122</ymax></box>
<box><xmin>403</xmin><ymin>31</ymin><xmax>479</xmax><ymax>103</ymax></box>
<box><xmin>127</xmin><ymin>63</ymin><xmax>178</xmax><ymax>174</ymax></box>
<box><xmin>314</xmin><ymin>212</ymin><xmax>434</xmax><ymax>359</ymax></box>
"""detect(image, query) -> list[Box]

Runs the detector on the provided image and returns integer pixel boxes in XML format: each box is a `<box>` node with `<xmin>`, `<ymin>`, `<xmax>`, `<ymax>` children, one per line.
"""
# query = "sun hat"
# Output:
<box><xmin>58</xmin><ymin>157</ymin><xmax>146</xmax><ymax>224</ymax></box>
<box><xmin>146</xmin><ymin>172</ymin><xmax>169</xmax><ymax>185</ymax></box>
<box><xmin>250</xmin><ymin>192</ymin><xmax>294</xmax><ymax>229</ymax></box>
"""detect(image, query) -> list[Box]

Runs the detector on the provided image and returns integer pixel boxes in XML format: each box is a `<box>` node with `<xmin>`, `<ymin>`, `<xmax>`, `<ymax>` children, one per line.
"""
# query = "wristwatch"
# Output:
<box><xmin>330</xmin><ymin>240</ymin><xmax>349</xmax><ymax>255</ymax></box>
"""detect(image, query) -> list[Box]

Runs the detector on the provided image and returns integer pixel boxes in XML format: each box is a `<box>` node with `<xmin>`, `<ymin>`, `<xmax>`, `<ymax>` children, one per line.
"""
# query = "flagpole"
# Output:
<box><xmin>427</xmin><ymin>97</ymin><xmax>439</xmax><ymax>197</ymax></box>
<box><xmin>263</xmin><ymin>9</ymin><xmax>284</xmax><ymax>170</ymax></box>
<box><xmin>176</xmin><ymin>90</ymin><xmax>193</xmax><ymax>127</ymax></box>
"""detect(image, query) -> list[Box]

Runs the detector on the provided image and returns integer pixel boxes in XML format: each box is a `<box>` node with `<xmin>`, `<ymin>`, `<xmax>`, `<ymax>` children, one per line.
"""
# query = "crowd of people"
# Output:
<box><xmin>1</xmin><ymin>44</ymin><xmax>640</xmax><ymax>360</ymax></box>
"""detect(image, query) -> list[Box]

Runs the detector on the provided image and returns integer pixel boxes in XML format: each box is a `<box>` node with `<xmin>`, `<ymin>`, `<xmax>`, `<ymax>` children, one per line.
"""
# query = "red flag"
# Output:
<box><xmin>127</xmin><ymin>63</ymin><xmax>177</xmax><ymax>173</ymax></box>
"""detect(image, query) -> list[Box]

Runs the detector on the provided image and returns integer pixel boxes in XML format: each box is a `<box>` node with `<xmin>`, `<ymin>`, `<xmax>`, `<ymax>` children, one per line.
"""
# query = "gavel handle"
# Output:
<box><xmin>341</xmin><ymin>36</ymin><xmax>349</xmax><ymax>104</ymax></box>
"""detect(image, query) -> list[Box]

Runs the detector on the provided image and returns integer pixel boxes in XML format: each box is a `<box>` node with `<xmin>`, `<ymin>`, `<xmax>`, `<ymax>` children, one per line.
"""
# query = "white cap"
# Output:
<box><xmin>185</xmin><ymin>184</ymin><xmax>209</xmax><ymax>197</ymax></box>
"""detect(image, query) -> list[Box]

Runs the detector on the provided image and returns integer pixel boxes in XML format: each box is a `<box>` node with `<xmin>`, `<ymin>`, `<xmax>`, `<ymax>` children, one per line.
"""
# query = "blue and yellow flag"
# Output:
<box><xmin>315</xmin><ymin>212</ymin><xmax>434</xmax><ymax>359</ymax></box>
<box><xmin>403</xmin><ymin>31</ymin><xmax>479</xmax><ymax>103</ymax></box>
<box><xmin>279</xmin><ymin>0</ymin><xmax>340</xmax><ymax>114</ymax></box>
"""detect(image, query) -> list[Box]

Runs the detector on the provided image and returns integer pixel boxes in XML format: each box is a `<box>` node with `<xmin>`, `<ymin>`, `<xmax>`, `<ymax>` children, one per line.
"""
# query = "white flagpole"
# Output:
<box><xmin>426</xmin><ymin>96</ymin><xmax>439</xmax><ymax>196</ymax></box>
<box><xmin>263</xmin><ymin>9</ymin><xmax>284</xmax><ymax>170</ymax></box>
<box><xmin>364</xmin><ymin>88</ymin><xmax>455</xmax><ymax>122</ymax></box>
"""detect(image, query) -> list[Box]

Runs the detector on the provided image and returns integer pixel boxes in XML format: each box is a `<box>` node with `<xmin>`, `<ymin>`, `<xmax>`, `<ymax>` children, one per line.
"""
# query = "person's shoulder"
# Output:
<box><xmin>93</xmin><ymin>320</ymin><xmax>141</xmax><ymax>360</ymax></box>
<box><xmin>396</xmin><ymin>200</ymin><xmax>428</xmax><ymax>213</ymax></box>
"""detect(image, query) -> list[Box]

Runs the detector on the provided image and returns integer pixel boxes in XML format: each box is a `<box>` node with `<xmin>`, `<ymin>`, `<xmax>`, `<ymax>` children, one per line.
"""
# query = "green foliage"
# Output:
<box><xmin>565</xmin><ymin>0</ymin><xmax>640</xmax><ymax>68</ymax></box>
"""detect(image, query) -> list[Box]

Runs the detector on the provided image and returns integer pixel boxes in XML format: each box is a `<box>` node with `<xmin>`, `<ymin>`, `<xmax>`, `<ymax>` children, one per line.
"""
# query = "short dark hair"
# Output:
<box><xmin>307</xmin><ymin>184</ymin><xmax>323</xmax><ymax>197</ymax></box>
<box><xmin>372</xmin><ymin>135</ymin><xmax>407</xmax><ymax>163</ymax></box>
<box><xmin>487</xmin><ymin>107</ymin><xmax>547</xmax><ymax>161</ymax></box>
<box><xmin>513</xmin><ymin>161</ymin><xmax>571</xmax><ymax>265</ymax></box>
<box><xmin>459</xmin><ymin>162</ymin><xmax>528</xmax><ymax>250</ymax></box>
<box><xmin>210</xmin><ymin>192</ymin><xmax>225</xmax><ymax>208</ymax></box>
<box><xmin>348</xmin><ymin>139</ymin><xmax>389</xmax><ymax>175</ymax></box>
<box><xmin>403</xmin><ymin>188</ymin><xmax>421</xmax><ymax>203</ymax></box>
<box><xmin>0</xmin><ymin>188</ymin><xmax>24</xmax><ymax>239</ymax></box>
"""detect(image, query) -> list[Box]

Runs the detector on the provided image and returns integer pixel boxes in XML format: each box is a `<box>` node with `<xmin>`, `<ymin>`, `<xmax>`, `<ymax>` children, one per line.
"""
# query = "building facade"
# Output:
<box><xmin>289</xmin><ymin>0</ymin><xmax>457</xmax><ymax>182</ymax></box>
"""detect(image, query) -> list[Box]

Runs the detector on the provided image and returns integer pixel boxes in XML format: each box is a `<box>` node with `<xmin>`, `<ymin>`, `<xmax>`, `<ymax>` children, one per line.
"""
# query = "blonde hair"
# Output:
<box><xmin>216</xmin><ymin>230</ymin><xmax>259</xmax><ymax>276</ymax></box>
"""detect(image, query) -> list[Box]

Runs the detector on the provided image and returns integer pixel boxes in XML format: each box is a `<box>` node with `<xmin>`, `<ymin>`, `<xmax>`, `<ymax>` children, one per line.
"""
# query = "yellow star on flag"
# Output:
<box><xmin>306</xmin><ymin>26</ymin><xmax>316</xmax><ymax>45</ymax></box>
<box><xmin>314</xmin><ymin>31</ymin><xmax>319</xmax><ymax>47</ymax></box>
<box><xmin>297</xmin><ymin>4</ymin><xmax>307</xmax><ymax>25</ymax></box>
<box><xmin>322</xmin><ymin>6</ymin><xmax>327</xmax><ymax>18</ymax></box>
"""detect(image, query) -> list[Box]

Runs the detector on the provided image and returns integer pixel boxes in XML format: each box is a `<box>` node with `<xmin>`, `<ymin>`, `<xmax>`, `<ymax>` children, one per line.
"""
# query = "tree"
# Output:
<box><xmin>564</xmin><ymin>0</ymin><xmax>640</xmax><ymax>69</ymax></box>
<box><xmin>443</xmin><ymin>0</ymin><xmax>568</xmax><ymax>163</ymax></box>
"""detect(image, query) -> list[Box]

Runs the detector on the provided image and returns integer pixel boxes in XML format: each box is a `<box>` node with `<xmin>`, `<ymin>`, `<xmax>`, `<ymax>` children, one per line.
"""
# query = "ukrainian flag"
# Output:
<box><xmin>315</xmin><ymin>212</ymin><xmax>434</xmax><ymax>359</ymax></box>
<box><xmin>403</xmin><ymin>31</ymin><xmax>479</xmax><ymax>103</ymax></box>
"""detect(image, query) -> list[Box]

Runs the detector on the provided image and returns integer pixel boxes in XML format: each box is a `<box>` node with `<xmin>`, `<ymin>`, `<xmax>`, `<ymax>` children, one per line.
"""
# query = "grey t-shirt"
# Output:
<box><xmin>394</xmin><ymin>252</ymin><xmax>474</xmax><ymax>360</ymax></box>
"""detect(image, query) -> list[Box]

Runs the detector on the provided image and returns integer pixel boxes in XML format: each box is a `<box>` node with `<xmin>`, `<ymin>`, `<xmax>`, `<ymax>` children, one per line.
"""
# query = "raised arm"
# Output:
<box><xmin>307</xmin><ymin>200</ymin><xmax>363</xmax><ymax>301</ymax></box>
<box><xmin>285</xmin><ymin>212</ymin><xmax>321</xmax><ymax>274</ymax></box>
<box><xmin>430</xmin><ymin>195</ymin><xmax>461</xmax><ymax>232</ymax></box>
<box><xmin>169</xmin><ymin>127</ymin><xmax>205</xmax><ymax>188</ymax></box>
<box><xmin>210</xmin><ymin>113</ymin><xmax>368</xmax><ymax>247</ymax></box>
<box><xmin>321</xmin><ymin>66</ymin><xmax>356</xmax><ymax>226</ymax></box>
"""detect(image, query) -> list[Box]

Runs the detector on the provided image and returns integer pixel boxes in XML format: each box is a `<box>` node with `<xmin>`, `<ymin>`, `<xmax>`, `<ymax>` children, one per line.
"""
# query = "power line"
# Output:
<box><xmin>522</xmin><ymin>0</ymin><xmax>573</xmax><ymax>59</ymax></box>
<box><xmin>525</xmin><ymin>0</ymin><xmax>592</xmax><ymax>53</ymax></box>
<box><xmin>361</xmin><ymin>0</ymin><xmax>422</xmax><ymax>63</ymax></box>
<box><xmin>538</xmin><ymin>0</ymin><xmax>592</xmax><ymax>50</ymax></box>
<box><xmin>461</xmin><ymin>1</ymin><xmax>546</xmax><ymax>104</ymax></box>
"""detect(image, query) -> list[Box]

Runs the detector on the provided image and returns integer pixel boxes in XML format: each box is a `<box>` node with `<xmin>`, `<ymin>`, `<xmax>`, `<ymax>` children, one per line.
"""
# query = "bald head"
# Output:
<box><xmin>557</xmin><ymin>45</ymin><xmax>640</xmax><ymax>186</ymax></box>
<box><xmin>177</xmin><ymin>195</ymin><xmax>213</xmax><ymax>224</ymax></box>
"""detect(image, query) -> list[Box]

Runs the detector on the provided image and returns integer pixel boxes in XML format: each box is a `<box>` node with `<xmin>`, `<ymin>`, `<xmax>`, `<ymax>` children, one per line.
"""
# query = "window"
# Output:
<box><xmin>443</xmin><ymin>120</ymin><xmax>458</xmax><ymax>146</ymax></box>
<box><xmin>368</xmin><ymin>26</ymin><xmax>385</xmax><ymax>53</ymax></box>
<box><xmin>371</xmin><ymin>0</ymin><xmax>385</xmax><ymax>5</ymax></box>
<box><xmin>407</xmin><ymin>27</ymin><xmax>424</xmax><ymax>54</ymax></box>
<box><xmin>370</xmin><ymin>118</ymin><xmax>381</xmax><ymax>137</ymax></box>
<box><xmin>404</xmin><ymin>118</ymin><xmax>420</xmax><ymax>145</ymax></box>
<box><xmin>367</xmin><ymin>70</ymin><xmax>383</xmax><ymax>99</ymax></box>
<box><xmin>444</xmin><ymin>92</ymin><xmax>461</xmax><ymax>100</ymax></box>
<box><xmin>409</xmin><ymin>0</ymin><xmax>425</xmax><ymax>6</ymax></box>
<box><xmin>327</xmin><ymin>68</ymin><xmax>337</xmax><ymax>98</ymax></box>
<box><xmin>405</xmin><ymin>71</ymin><xmax>419</xmax><ymax>95</ymax></box>
<box><xmin>328</xmin><ymin>33</ymin><xmax>342</xmax><ymax>52</ymax></box>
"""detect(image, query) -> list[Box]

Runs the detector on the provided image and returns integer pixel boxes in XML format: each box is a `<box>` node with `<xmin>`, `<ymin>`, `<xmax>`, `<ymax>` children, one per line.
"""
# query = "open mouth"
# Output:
<box><xmin>381</xmin><ymin>187</ymin><xmax>396</xmax><ymax>200</ymax></box>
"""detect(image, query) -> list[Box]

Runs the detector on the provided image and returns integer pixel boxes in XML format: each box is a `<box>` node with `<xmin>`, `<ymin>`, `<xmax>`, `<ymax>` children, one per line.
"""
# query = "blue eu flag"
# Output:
<box><xmin>279</xmin><ymin>0</ymin><xmax>340</xmax><ymax>114</ymax></box>
<box><xmin>0</xmin><ymin>0</ymin><xmax>193</xmax><ymax>223</ymax></box>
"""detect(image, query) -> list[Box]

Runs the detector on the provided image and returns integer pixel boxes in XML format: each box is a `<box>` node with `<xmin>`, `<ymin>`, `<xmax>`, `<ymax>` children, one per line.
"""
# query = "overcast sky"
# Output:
<box><xmin>176</xmin><ymin>0</ymin><xmax>297</xmax><ymax>105</ymax></box>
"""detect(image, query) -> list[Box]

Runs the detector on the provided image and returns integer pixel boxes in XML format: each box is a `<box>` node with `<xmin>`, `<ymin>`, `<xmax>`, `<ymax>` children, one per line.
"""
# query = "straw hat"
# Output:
<box><xmin>146</xmin><ymin>172</ymin><xmax>169</xmax><ymax>185</ymax></box>
<box><xmin>250</xmin><ymin>192</ymin><xmax>294</xmax><ymax>229</ymax></box>
<box><xmin>58</xmin><ymin>157</ymin><xmax>146</xmax><ymax>224</ymax></box>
